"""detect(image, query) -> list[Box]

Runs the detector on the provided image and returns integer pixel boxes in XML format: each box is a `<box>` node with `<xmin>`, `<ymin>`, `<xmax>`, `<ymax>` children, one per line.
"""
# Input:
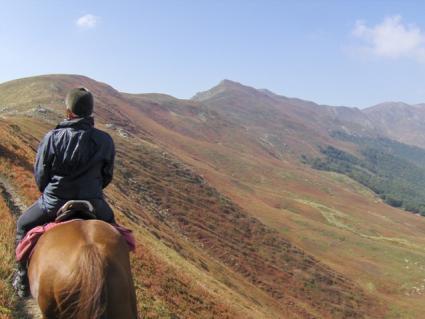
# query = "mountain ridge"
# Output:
<box><xmin>0</xmin><ymin>74</ymin><xmax>425</xmax><ymax>318</ymax></box>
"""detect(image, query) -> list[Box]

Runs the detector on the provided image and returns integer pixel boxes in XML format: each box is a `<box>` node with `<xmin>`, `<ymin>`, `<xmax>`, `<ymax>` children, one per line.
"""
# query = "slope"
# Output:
<box><xmin>127</xmin><ymin>80</ymin><xmax>425</xmax><ymax>318</ymax></box>
<box><xmin>364</xmin><ymin>102</ymin><xmax>425</xmax><ymax>148</ymax></box>
<box><xmin>305</xmin><ymin>132</ymin><xmax>425</xmax><ymax>214</ymax></box>
<box><xmin>0</xmin><ymin>75</ymin><xmax>387</xmax><ymax>318</ymax></box>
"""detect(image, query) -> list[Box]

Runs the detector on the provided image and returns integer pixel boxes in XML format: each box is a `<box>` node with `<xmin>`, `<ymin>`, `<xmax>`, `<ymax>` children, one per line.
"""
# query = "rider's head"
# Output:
<box><xmin>65</xmin><ymin>87</ymin><xmax>94</xmax><ymax>119</ymax></box>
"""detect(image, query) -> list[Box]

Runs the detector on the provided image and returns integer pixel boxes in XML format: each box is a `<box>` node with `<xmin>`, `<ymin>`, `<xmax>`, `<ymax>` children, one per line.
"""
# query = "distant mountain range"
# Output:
<box><xmin>195</xmin><ymin>79</ymin><xmax>425</xmax><ymax>149</ymax></box>
<box><xmin>1</xmin><ymin>75</ymin><xmax>425</xmax><ymax>318</ymax></box>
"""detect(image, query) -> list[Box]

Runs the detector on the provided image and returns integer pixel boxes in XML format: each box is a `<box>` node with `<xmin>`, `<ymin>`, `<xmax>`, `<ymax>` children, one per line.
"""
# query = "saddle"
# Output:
<box><xmin>55</xmin><ymin>200</ymin><xmax>97</xmax><ymax>222</ymax></box>
<box><xmin>16</xmin><ymin>200</ymin><xmax>136</xmax><ymax>263</ymax></box>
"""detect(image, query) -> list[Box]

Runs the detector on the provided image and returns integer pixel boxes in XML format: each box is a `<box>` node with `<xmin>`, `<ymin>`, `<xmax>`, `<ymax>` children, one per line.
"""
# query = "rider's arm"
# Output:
<box><xmin>34</xmin><ymin>132</ymin><xmax>54</xmax><ymax>192</ymax></box>
<box><xmin>102</xmin><ymin>138</ymin><xmax>115</xmax><ymax>188</ymax></box>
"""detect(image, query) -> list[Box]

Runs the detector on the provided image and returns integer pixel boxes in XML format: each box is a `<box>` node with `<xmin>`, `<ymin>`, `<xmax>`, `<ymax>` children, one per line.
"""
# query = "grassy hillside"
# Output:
<box><xmin>129</xmin><ymin>80</ymin><xmax>425</xmax><ymax>318</ymax></box>
<box><xmin>305</xmin><ymin>131</ymin><xmax>425</xmax><ymax>215</ymax></box>
<box><xmin>0</xmin><ymin>195</ymin><xmax>16</xmax><ymax>318</ymax></box>
<box><xmin>0</xmin><ymin>76</ymin><xmax>382</xmax><ymax>318</ymax></box>
<box><xmin>1</xmin><ymin>74</ymin><xmax>425</xmax><ymax>318</ymax></box>
<box><xmin>364</xmin><ymin>102</ymin><xmax>425</xmax><ymax>149</ymax></box>
<box><xmin>0</xmin><ymin>116</ymin><xmax>288</xmax><ymax>318</ymax></box>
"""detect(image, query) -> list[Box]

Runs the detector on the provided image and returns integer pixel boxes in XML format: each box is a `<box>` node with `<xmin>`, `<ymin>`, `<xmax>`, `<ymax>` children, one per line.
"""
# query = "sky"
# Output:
<box><xmin>1</xmin><ymin>0</ymin><xmax>425</xmax><ymax>108</ymax></box>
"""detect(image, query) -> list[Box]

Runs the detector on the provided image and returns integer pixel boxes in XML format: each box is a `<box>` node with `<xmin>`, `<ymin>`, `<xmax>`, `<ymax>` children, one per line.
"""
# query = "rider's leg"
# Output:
<box><xmin>14</xmin><ymin>200</ymin><xmax>50</xmax><ymax>297</ymax></box>
<box><xmin>16</xmin><ymin>200</ymin><xmax>51</xmax><ymax>241</ymax></box>
<box><xmin>90</xmin><ymin>198</ymin><xmax>116</xmax><ymax>223</ymax></box>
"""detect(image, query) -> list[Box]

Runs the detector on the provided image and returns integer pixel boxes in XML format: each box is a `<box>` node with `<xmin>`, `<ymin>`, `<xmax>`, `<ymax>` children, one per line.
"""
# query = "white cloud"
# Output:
<box><xmin>352</xmin><ymin>15</ymin><xmax>425</xmax><ymax>62</ymax></box>
<box><xmin>76</xmin><ymin>14</ymin><xmax>100</xmax><ymax>29</ymax></box>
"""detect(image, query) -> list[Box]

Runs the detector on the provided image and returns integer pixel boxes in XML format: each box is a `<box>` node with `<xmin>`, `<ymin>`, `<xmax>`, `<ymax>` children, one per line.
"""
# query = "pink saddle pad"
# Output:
<box><xmin>16</xmin><ymin>221</ymin><xmax>136</xmax><ymax>263</ymax></box>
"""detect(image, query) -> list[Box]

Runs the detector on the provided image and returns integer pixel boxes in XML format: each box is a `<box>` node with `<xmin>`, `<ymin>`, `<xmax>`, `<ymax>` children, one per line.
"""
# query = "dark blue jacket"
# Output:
<box><xmin>35</xmin><ymin>117</ymin><xmax>115</xmax><ymax>215</ymax></box>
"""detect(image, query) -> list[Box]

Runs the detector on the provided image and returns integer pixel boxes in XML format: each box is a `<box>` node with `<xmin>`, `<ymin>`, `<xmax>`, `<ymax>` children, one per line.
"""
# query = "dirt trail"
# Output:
<box><xmin>0</xmin><ymin>176</ymin><xmax>41</xmax><ymax>319</ymax></box>
<box><xmin>0</xmin><ymin>176</ymin><xmax>27</xmax><ymax>216</ymax></box>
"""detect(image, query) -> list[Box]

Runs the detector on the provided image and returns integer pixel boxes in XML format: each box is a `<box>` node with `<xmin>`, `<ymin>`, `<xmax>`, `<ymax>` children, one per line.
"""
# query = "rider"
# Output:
<box><xmin>13</xmin><ymin>87</ymin><xmax>116</xmax><ymax>297</ymax></box>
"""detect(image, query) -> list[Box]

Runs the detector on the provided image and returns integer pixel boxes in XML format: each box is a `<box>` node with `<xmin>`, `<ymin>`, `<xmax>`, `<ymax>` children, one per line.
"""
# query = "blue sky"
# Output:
<box><xmin>1</xmin><ymin>1</ymin><xmax>425</xmax><ymax>108</ymax></box>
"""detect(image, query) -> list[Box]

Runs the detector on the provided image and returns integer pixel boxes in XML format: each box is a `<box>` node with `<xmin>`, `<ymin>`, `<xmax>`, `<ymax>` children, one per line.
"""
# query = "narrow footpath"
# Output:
<box><xmin>0</xmin><ymin>176</ymin><xmax>40</xmax><ymax>319</ymax></box>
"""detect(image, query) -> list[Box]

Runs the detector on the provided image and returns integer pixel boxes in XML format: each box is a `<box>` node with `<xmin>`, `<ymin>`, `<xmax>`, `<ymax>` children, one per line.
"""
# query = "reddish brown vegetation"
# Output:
<box><xmin>4</xmin><ymin>75</ymin><xmax>419</xmax><ymax>318</ymax></box>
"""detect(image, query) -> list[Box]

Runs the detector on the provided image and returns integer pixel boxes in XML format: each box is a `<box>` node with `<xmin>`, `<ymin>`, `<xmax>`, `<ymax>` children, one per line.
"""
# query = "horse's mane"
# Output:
<box><xmin>29</xmin><ymin>220</ymin><xmax>137</xmax><ymax>318</ymax></box>
<box><xmin>57</xmin><ymin>244</ymin><xmax>107</xmax><ymax>319</ymax></box>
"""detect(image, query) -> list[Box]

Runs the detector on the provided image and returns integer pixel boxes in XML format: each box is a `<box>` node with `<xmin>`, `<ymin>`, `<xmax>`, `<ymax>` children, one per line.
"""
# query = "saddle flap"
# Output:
<box><xmin>55</xmin><ymin>200</ymin><xmax>96</xmax><ymax>222</ymax></box>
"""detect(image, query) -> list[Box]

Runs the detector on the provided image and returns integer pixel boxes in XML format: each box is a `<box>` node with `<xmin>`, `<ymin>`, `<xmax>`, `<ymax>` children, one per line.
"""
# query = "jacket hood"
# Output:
<box><xmin>56</xmin><ymin>116</ymin><xmax>94</xmax><ymax>130</ymax></box>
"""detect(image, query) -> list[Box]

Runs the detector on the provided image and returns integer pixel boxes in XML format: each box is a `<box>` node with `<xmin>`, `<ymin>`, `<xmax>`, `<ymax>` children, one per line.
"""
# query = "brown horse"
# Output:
<box><xmin>27</xmin><ymin>219</ymin><xmax>138</xmax><ymax>319</ymax></box>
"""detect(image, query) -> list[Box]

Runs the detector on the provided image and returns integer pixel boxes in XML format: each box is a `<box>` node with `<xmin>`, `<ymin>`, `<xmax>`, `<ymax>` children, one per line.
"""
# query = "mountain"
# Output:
<box><xmin>193</xmin><ymin>80</ymin><xmax>379</xmax><ymax>157</ymax></box>
<box><xmin>0</xmin><ymin>75</ymin><xmax>425</xmax><ymax>318</ymax></box>
<box><xmin>364</xmin><ymin>102</ymin><xmax>425</xmax><ymax>148</ymax></box>
<box><xmin>192</xmin><ymin>80</ymin><xmax>425</xmax><ymax>210</ymax></box>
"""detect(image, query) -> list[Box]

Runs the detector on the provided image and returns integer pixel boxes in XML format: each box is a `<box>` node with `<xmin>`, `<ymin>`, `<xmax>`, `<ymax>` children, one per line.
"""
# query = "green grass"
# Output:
<box><xmin>295</xmin><ymin>198</ymin><xmax>423</xmax><ymax>250</ymax></box>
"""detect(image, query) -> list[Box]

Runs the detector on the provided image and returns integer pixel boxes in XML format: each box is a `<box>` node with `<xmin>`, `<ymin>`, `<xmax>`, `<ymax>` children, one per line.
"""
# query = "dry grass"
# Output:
<box><xmin>0</xmin><ymin>195</ymin><xmax>16</xmax><ymax>319</ymax></box>
<box><xmin>0</xmin><ymin>115</ymin><xmax>286</xmax><ymax>318</ymax></box>
<box><xmin>125</xmin><ymin>98</ymin><xmax>425</xmax><ymax>317</ymax></box>
<box><xmin>2</xmin><ymin>74</ymin><xmax>425</xmax><ymax>318</ymax></box>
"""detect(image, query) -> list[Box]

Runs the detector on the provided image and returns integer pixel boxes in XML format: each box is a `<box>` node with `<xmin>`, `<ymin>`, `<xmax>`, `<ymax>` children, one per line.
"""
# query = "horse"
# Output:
<box><xmin>27</xmin><ymin>219</ymin><xmax>138</xmax><ymax>319</ymax></box>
